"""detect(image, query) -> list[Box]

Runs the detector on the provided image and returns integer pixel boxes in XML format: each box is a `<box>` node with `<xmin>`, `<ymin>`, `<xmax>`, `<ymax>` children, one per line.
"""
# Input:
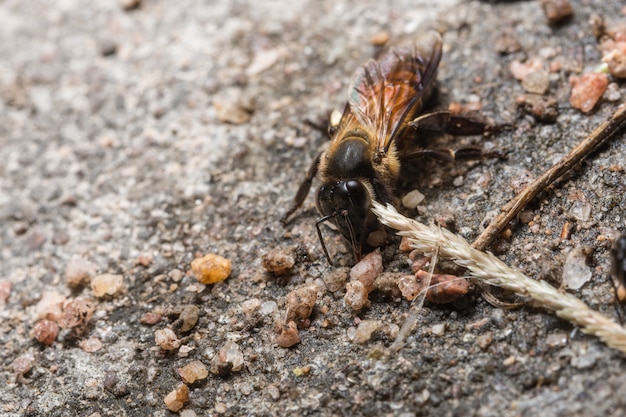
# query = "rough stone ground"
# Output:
<box><xmin>1</xmin><ymin>0</ymin><xmax>626</xmax><ymax>416</ymax></box>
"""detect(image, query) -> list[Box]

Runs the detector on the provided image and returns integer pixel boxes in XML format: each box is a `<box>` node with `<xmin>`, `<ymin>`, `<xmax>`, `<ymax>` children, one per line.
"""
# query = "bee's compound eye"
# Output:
<box><xmin>345</xmin><ymin>179</ymin><xmax>363</xmax><ymax>193</ymax></box>
<box><xmin>334</xmin><ymin>180</ymin><xmax>368</xmax><ymax>216</ymax></box>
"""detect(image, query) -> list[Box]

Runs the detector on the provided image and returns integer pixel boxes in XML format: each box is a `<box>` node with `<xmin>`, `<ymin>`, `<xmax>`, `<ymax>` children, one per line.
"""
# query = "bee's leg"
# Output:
<box><xmin>409</xmin><ymin>110</ymin><xmax>502</xmax><ymax>135</ymax></box>
<box><xmin>280</xmin><ymin>151</ymin><xmax>322</xmax><ymax>225</ymax></box>
<box><xmin>305</xmin><ymin>107</ymin><xmax>344</xmax><ymax>137</ymax></box>
<box><xmin>407</xmin><ymin>147</ymin><xmax>505</xmax><ymax>161</ymax></box>
<box><xmin>407</xmin><ymin>110</ymin><xmax>507</xmax><ymax>160</ymax></box>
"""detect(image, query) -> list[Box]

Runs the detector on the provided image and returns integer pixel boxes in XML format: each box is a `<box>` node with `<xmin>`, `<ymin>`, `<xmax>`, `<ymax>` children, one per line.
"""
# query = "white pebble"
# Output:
<box><xmin>431</xmin><ymin>323</ymin><xmax>446</xmax><ymax>336</ymax></box>
<box><xmin>562</xmin><ymin>246</ymin><xmax>591</xmax><ymax>290</ymax></box>
<box><xmin>91</xmin><ymin>274</ymin><xmax>124</xmax><ymax>298</ymax></box>
<box><xmin>401</xmin><ymin>189</ymin><xmax>425</xmax><ymax>209</ymax></box>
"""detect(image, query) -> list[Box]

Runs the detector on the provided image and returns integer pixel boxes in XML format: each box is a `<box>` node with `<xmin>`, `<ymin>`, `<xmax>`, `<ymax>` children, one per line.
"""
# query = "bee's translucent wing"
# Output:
<box><xmin>345</xmin><ymin>30</ymin><xmax>443</xmax><ymax>153</ymax></box>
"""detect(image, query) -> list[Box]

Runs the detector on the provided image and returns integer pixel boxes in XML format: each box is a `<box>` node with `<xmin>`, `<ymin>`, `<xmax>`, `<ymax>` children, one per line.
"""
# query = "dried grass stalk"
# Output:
<box><xmin>372</xmin><ymin>202</ymin><xmax>626</xmax><ymax>354</ymax></box>
<box><xmin>390</xmin><ymin>244</ymin><xmax>438</xmax><ymax>352</ymax></box>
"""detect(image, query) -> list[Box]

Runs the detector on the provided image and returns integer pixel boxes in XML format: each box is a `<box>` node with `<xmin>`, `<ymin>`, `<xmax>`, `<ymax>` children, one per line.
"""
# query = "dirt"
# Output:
<box><xmin>1</xmin><ymin>0</ymin><xmax>626</xmax><ymax>416</ymax></box>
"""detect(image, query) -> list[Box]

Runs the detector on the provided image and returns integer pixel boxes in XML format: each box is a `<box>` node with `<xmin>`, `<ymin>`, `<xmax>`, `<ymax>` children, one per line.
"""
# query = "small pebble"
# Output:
<box><xmin>260</xmin><ymin>301</ymin><xmax>278</xmax><ymax>316</ymax></box>
<box><xmin>210</xmin><ymin>340</ymin><xmax>244</xmax><ymax>375</ymax></box>
<box><xmin>370</xmin><ymin>30</ymin><xmax>390</xmax><ymax>46</ymax></box>
<box><xmin>91</xmin><ymin>274</ymin><xmax>124</xmax><ymax>298</ymax></box>
<box><xmin>414</xmin><ymin>271</ymin><xmax>470</xmax><ymax>304</ymax></box>
<box><xmin>350</xmin><ymin>250</ymin><xmax>383</xmax><ymax>293</ymax></box>
<box><xmin>431</xmin><ymin>323</ymin><xmax>446</xmax><ymax>336</ymax></box>
<box><xmin>36</xmin><ymin>291</ymin><xmax>66</xmax><ymax>322</ymax></box>
<box><xmin>169</xmin><ymin>269</ymin><xmax>184</xmax><ymax>282</ymax></box>
<box><xmin>79</xmin><ymin>338</ymin><xmax>103</xmax><ymax>353</ymax></box>
<box><xmin>65</xmin><ymin>257</ymin><xmax>97</xmax><ymax>289</ymax></box>
<box><xmin>58</xmin><ymin>298</ymin><xmax>95</xmax><ymax>328</ymax></box>
<box><xmin>284</xmin><ymin>136</ymin><xmax>308</xmax><ymax>148</ymax></box>
<box><xmin>135</xmin><ymin>255</ymin><xmax>152</xmax><ymax>267</ymax></box>
<box><xmin>516</xmin><ymin>94</ymin><xmax>559</xmax><ymax>122</ymax></box>
<box><xmin>343</xmin><ymin>280</ymin><xmax>370</xmax><ymax>311</ymax></box>
<box><xmin>32</xmin><ymin>319</ymin><xmax>59</xmax><ymax>345</ymax></box>
<box><xmin>495</xmin><ymin>31</ymin><xmax>521</xmax><ymax>54</ymax></box>
<box><xmin>241</xmin><ymin>298</ymin><xmax>262</xmax><ymax>314</ymax></box>
<box><xmin>267</xmin><ymin>385</ymin><xmax>280</xmax><ymax>401</ymax></box>
<box><xmin>322</xmin><ymin>267</ymin><xmax>349</xmax><ymax>292</ymax></box>
<box><xmin>521</xmin><ymin>69</ymin><xmax>550</xmax><ymax>95</ymax></box>
<box><xmin>510</xmin><ymin>58</ymin><xmax>544</xmax><ymax>80</ymax></box>
<box><xmin>178</xmin><ymin>345</ymin><xmax>195</xmax><ymax>358</ymax></box>
<box><xmin>398</xmin><ymin>274</ymin><xmax>420</xmax><ymax>301</ymax></box>
<box><xmin>353</xmin><ymin>320</ymin><xmax>382</xmax><ymax>344</ymax></box>
<box><xmin>601</xmin><ymin>39</ymin><xmax>626</xmax><ymax>78</ymax></box>
<box><xmin>569</xmin><ymin>72</ymin><xmax>608</xmax><ymax>113</ymax></box>
<box><xmin>178</xmin><ymin>360</ymin><xmax>209</xmax><ymax>384</ymax></box>
<box><xmin>560</xmin><ymin>221</ymin><xmax>575</xmax><ymax>240</ymax></box>
<box><xmin>140</xmin><ymin>312</ymin><xmax>163</xmax><ymax>325</ymax></box>
<box><xmin>12</xmin><ymin>356</ymin><xmax>33</xmax><ymax>377</ymax></box>
<box><xmin>518</xmin><ymin>210</ymin><xmax>534</xmax><ymax>224</ymax></box>
<box><xmin>155</xmin><ymin>328</ymin><xmax>181</xmax><ymax>351</ymax></box>
<box><xmin>293</xmin><ymin>365</ymin><xmax>311</xmax><ymax>377</ymax></box>
<box><xmin>25</xmin><ymin>231</ymin><xmax>46</xmax><ymax>250</ymax></box>
<box><xmin>510</xmin><ymin>168</ymin><xmax>535</xmax><ymax>194</ymax></box>
<box><xmin>191</xmin><ymin>253</ymin><xmax>231</xmax><ymax>284</ymax></box>
<box><xmin>540</xmin><ymin>0</ymin><xmax>573</xmax><ymax>24</ymax></box>
<box><xmin>569</xmin><ymin>200</ymin><xmax>591</xmax><ymax>222</ymax></box>
<box><xmin>99</xmin><ymin>40</ymin><xmax>118</xmax><ymax>57</ymax></box>
<box><xmin>416</xmin><ymin>389</ymin><xmax>430</xmax><ymax>406</ymax></box>
<box><xmin>214</xmin><ymin>99</ymin><xmax>252</xmax><ymax>125</ymax></box>
<box><xmin>604</xmin><ymin>82</ymin><xmax>621</xmax><ymax>101</ymax></box>
<box><xmin>476</xmin><ymin>332</ymin><xmax>493</xmax><ymax>350</ymax></box>
<box><xmin>285</xmin><ymin>283</ymin><xmax>318</xmax><ymax>328</ymax></box>
<box><xmin>261</xmin><ymin>247</ymin><xmax>295</xmax><ymax>275</ymax></box>
<box><xmin>173</xmin><ymin>305</ymin><xmax>200</xmax><ymax>333</ymax></box>
<box><xmin>466</xmin><ymin>317</ymin><xmax>491</xmax><ymax>330</ymax></box>
<box><xmin>246</xmin><ymin>48</ymin><xmax>283</xmax><ymax>76</ymax></box>
<box><xmin>372</xmin><ymin>272</ymin><xmax>403</xmax><ymax>298</ymax></box>
<box><xmin>562</xmin><ymin>246</ymin><xmax>592</xmax><ymax>290</ymax></box>
<box><xmin>399</xmin><ymin>236</ymin><xmax>413</xmax><ymax>252</ymax></box>
<box><xmin>163</xmin><ymin>383</ymin><xmax>189</xmax><ymax>412</ymax></box>
<box><xmin>275</xmin><ymin>320</ymin><xmax>301</xmax><ymax>348</ymax></box>
<box><xmin>366</xmin><ymin>230</ymin><xmax>387</xmax><ymax>248</ymax></box>
<box><xmin>546</xmin><ymin>332</ymin><xmax>568</xmax><ymax>348</ymax></box>
<box><xmin>120</xmin><ymin>0</ymin><xmax>141</xmax><ymax>10</ymax></box>
<box><xmin>401</xmin><ymin>189</ymin><xmax>425</xmax><ymax>209</ymax></box>
<box><xmin>503</xmin><ymin>355</ymin><xmax>516</xmax><ymax>366</ymax></box>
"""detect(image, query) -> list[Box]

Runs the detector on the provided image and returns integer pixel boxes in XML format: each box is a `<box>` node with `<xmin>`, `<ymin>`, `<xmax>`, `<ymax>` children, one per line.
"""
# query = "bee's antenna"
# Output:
<box><xmin>342</xmin><ymin>210</ymin><xmax>361</xmax><ymax>262</ymax></box>
<box><xmin>315</xmin><ymin>215</ymin><xmax>335</xmax><ymax>266</ymax></box>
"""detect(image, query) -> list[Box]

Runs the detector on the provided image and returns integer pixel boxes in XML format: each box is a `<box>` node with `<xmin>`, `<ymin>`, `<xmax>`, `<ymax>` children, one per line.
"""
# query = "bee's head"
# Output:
<box><xmin>316</xmin><ymin>179</ymin><xmax>372</xmax><ymax>264</ymax></box>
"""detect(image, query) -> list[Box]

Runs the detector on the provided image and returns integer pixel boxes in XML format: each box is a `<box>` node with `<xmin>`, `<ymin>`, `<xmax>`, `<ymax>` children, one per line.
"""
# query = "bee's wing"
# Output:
<box><xmin>345</xmin><ymin>30</ymin><xmax>442</xmax><ymax>153</ymax></box>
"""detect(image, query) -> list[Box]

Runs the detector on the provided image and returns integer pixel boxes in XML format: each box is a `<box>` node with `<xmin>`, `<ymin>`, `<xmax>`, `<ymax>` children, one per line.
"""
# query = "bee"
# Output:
<box><xmin>281</xmin><ymin>31</ymin><xmax>499</xmax><ymax>264</ymax></box>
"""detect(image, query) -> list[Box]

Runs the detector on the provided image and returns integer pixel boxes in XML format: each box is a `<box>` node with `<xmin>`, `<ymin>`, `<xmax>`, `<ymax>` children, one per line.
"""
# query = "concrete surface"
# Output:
<box><xmin>1</xmin><ymin>0</ymin><xmax>626</xmax><ymax>416</ymax></box>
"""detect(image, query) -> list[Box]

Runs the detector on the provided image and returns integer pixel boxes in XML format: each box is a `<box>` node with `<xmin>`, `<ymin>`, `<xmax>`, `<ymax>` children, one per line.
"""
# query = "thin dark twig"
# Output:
<box><xmin>472</xmin><ymin>104</ymin><xmax>626</xmax><ymax>252</ymax></box>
